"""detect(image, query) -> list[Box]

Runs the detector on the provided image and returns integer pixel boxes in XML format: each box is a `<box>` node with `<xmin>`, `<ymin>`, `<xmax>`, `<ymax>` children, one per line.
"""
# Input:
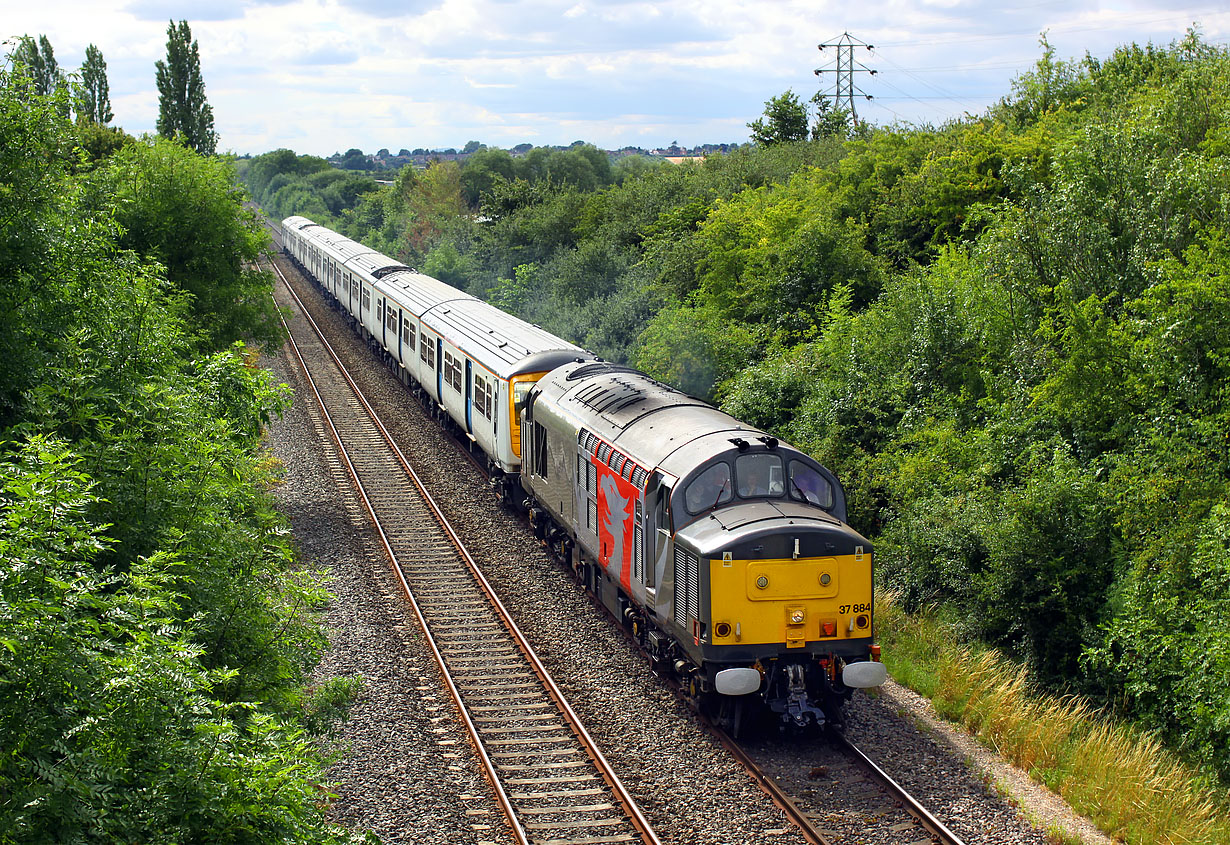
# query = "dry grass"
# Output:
<box><xmin>875</xmin><ymin>592</ymin><xmax>1230</xmax><ymax>845</ymax></box>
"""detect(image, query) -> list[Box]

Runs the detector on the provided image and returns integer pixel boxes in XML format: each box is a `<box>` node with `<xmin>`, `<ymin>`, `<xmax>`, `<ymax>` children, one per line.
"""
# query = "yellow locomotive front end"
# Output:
<box><xmin>668</xmin><ymin>496</ymin><xmax>885</xmax><ymax>731</ymax></box>
<box><xmin>709</xmin><ymin>548</ymin><xmax>874</xmax><ymax>650</ymax></box>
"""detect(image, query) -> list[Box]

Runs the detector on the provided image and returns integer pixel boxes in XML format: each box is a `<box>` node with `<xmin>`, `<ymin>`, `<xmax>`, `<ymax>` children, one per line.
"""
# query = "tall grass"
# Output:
<box><xmin>875</xmin><ymin>593</ymin><xmax>1230</xmax><ymax>845</ymax></box>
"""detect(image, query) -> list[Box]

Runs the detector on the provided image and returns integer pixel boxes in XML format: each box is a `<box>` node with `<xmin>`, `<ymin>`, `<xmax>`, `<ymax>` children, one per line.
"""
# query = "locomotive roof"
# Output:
<box><xmin>537</xmin><ymin>360</ymin><xmax>764</xmax><ymax>472</ymax></box>
<box><xmin>421</xmin><ymin>299</ymin><xmax>586</xmax><ymax>378</ymax></box>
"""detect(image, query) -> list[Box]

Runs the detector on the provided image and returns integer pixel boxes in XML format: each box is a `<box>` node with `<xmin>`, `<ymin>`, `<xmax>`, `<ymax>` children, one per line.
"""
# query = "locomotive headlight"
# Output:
<box><xmin>789</xmin><ymin>609</ymin><xmax>805</xmax><ymax>624</ymax></box>
<box><xmin>819</xmin><ymin>572</ymin><xmax>831</xmax><ymax>586</ymax></box>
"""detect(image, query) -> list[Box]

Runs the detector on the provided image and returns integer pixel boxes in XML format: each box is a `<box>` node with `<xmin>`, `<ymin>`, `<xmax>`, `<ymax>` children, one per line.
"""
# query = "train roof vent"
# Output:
<box><xmin>567</xmin><ymin>362</ymin><xmax>640</xmax><ymax>381</ymax></box>
<box><xmin>372</xmin><ymin>264</ymin><xmax>410</xmax><ymax>279</ymax></box>
<box><xmin>631</xmin><ymin>466</ymin><xmax>649</xmax><ymax>487</ymax></box>
<box><xmin>574</xmin><ymin>378</ymin><xmax>644</xmax><ymax>413</ymax></box>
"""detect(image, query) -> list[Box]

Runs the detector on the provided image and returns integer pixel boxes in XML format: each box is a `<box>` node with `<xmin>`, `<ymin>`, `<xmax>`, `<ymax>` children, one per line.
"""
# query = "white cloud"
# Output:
<box><xmin>6</xmin><ymin>0</ymin><xmax>1228</xmax><ymax>154</ymax></box>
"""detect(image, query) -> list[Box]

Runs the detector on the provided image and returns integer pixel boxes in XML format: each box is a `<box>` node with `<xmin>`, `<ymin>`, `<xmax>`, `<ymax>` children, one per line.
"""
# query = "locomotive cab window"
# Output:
<box><xmin>684</xmin><ymin>463</ymin><xmax>732</xmax><ymax>514</ymax></box>
<box><xmin>787</xmin><ymin>461</ymin><xmax>834</xmax><ymax>509</ymax></box>
<box><xmin>736</xmin><ymin>453</ymin><xmax>784</xmax><ymax>499</ymax></box>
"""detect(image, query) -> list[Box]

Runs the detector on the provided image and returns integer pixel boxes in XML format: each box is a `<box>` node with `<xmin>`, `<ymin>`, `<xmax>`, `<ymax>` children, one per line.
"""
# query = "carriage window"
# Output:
<box><xmin>443</xmin><ymin>352</ymin><xmax>459</xmax><ymax>391</ymax></box>
<box><xmin>420</xmin><ymin>336</ymin><xmax>435</xmax><ymax>367</ymax></box>
<box><xmin>684</xmin><ymin>463</ymin><xmax>732</xmax><ymax>514</ymax></box>
<box><xmin>402</xmin><ymin>318</ymin><xmax>416</xmax><ymax>350</ymax></box>
<box><xmin>736</xmin><ymin>453</ymin><xmax>785</xmax><ymax>498</ymax></box>
<box><xmin>361</xmin><ymin>286</ymin><xmax>371</xmax><ymax>311</ymax></box>
<box><xmin>787</xmin><ymin>461</ymin><xmax>834</xmax><ymax>509</ymax></box>
<box><xmin>474</xmin><ymin>377</ymin><xmax>491</xmax><ymax>419</ymax></box>
<box><xmin>386</xmin><ymin>306</ymin><xmax>398</xmax><ymax>334</ymax></box>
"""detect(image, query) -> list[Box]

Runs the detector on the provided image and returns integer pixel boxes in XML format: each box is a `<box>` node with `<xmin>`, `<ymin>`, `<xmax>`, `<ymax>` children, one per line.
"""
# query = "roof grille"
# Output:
<box><xmin>372</xmin><ymin>264</ymin><xmax>409</xmax><ymax>279</ymax></box>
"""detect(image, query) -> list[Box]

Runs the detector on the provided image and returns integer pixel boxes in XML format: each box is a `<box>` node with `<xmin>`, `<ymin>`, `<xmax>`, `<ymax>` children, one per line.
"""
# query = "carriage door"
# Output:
<box><xmin>464</xmin><ymin>360</ymin><xmax>474</xmax><ymax>434</ymax></box>
<box><xmin>436</xmin><ymin>338</ymin><xmax>444</xmax><ymax>400</ymax></box>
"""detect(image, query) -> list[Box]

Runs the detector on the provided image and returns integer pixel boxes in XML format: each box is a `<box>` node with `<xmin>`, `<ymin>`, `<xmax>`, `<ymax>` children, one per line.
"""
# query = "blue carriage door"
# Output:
<box><xmin>395</xmin><ymin>308</ymin><xmax>403</xmax><ymax>362</ymax></box>
<box><xmin>464</xmin><ymin>360</ymin><xmax>473</xmax><ymax>434</ymax></box>
<box><xmin>436</xmin><ymin>337</ymin><xmax>443</xmax><ymax>401</ymax></box>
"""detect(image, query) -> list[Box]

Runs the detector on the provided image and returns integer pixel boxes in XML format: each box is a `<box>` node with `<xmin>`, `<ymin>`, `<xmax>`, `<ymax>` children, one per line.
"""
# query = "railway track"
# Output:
<box><xmin>270</xmin><ymin>256</ymin><xmax>661</xmax><ymax>845</ymax></box>
<box><xmin>710</xmin><ymin>720</ymin><xmax>967</xmax><ymax>845</ymax></box>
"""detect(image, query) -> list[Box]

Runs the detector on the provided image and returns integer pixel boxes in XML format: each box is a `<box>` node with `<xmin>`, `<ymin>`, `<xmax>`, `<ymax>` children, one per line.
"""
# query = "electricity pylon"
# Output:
<box><xmin>814</xmin><ymin>32</ymin><xmax>876</xmax><ymax>125</ymax></box>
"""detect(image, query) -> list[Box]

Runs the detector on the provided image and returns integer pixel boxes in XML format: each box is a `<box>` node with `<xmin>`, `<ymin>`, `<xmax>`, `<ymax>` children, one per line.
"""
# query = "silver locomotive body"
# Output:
<box><xmin>521</xmin><ymin>361</ymin><xmax>885</xmax><ymax>730</ymax></box>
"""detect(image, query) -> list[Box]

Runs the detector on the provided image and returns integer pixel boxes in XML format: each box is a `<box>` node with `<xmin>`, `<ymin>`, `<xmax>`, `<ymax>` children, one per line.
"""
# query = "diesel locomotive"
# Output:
<box><xmin>280</xmin><ymin>216</ymin><xmax>886</xmax><ymax>733</ymax></box>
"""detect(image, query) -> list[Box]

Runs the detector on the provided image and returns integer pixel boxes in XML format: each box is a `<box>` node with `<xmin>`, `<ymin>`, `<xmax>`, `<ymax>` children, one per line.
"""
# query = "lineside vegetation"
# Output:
<box><xmin>0</xmin><ymin>60</ymin><xmax>356</xmax><ymax>842</ymax></box>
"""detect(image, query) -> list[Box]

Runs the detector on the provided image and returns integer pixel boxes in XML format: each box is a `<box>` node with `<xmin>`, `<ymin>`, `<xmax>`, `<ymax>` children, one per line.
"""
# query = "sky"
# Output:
<box><xmin>4</xmin><ymin>0</ymin><xmax>1228</xmax><ymax>157</ymax></box>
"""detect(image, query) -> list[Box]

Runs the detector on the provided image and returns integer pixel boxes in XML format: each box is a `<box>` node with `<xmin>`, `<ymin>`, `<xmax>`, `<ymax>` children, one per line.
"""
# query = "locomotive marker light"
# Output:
<box><xmin>756</xmin><ymin>575</ymin><xmax>769</xmax><ymax>589</ymax></box>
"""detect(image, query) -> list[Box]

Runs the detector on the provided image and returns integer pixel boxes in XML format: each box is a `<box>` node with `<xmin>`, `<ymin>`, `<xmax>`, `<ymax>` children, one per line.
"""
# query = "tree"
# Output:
<box><xmin>95</xmin><ymin>137</ymin><xmax>283</xmax><ymax>350</ymax></box>
<box><xmin>810</xmin><ymin>94</ymin><xmax>851</xmax><ymax>140</ymax></box>
<box><xmin>339</xmin><ymin>147</ymin><xmax>369</xmax><ymax>170</ymax></box>
<box><xmin>9</xmin><ymin>34</ymin><xmax>61</xmax><ymax>97</ymax></box>
<box><xmin>748</xmin><ymin>90</ymin><xmax>809</xmax><ymax>146</ymax></box>
<box><xmin>155</xmin><ymin>20</ymin><xmax>217</xmax><ymax>154</ymax></box>
<box><xmin>76</xmin><ymin>44</ymin><xmax>112</xmax><ymax>125</ymax></box>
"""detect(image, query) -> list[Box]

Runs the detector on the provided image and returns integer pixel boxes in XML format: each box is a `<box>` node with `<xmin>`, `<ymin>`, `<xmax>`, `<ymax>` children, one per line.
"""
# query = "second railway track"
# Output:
<box><xmin>271</xmin><ymin>258</ymin><xmax>660</xmax><ymax>845</ymax></box>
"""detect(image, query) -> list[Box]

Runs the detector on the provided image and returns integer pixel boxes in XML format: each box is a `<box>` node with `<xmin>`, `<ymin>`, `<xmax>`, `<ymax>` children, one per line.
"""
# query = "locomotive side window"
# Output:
<box><xmin>787</xmin><ymin>461</ymin><xmax>834</xmax><ymax>509</ymax></box>
<box><xmin>532</xmin><ymin>421</ymin><xmax>548</xmax><ymax>477</ymax></box>
<box><xmin>736</xmin><ymin>453</ymin><xmax>785</xmax><ymax>499</ymax></box>
<box><xmin>684</xmin><ymin>463</ymin><xmax>732</xmax><ymax>514</ymax></box>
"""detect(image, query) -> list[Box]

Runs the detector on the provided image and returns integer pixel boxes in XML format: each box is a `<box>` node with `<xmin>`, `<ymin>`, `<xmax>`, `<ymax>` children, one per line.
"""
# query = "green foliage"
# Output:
<box><xmin>72</xmin><ymin>120</ymin><xmax>134</xmax><ymax>168</ymax></box>
<box><xmin>635</xmin><ymin>301</ymin><xmax>760</xmax><ymax>399</ymax></box>
<box><xmin>0</xmin><ymin>440</ymin><xmax>347</xmax><ymax>843</ymax></box>
<box><xmin>90</xmin><ymin>137</ymin><xmax>284</xmax><ymax>350</ymax></box>
<box><xmin>719</xmin><ymin>35</ymin><xmax>1230</xmax><ymax>786</ymax></box>
<box><xmin>1</xmin><ymin>70</ymin><xmax>350</xmax><ymax>841</ymax></box>
<box><xmin>155</xmin><ymin>20</ymin><xmax>217</xmax><ymax>155</ymax></box>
